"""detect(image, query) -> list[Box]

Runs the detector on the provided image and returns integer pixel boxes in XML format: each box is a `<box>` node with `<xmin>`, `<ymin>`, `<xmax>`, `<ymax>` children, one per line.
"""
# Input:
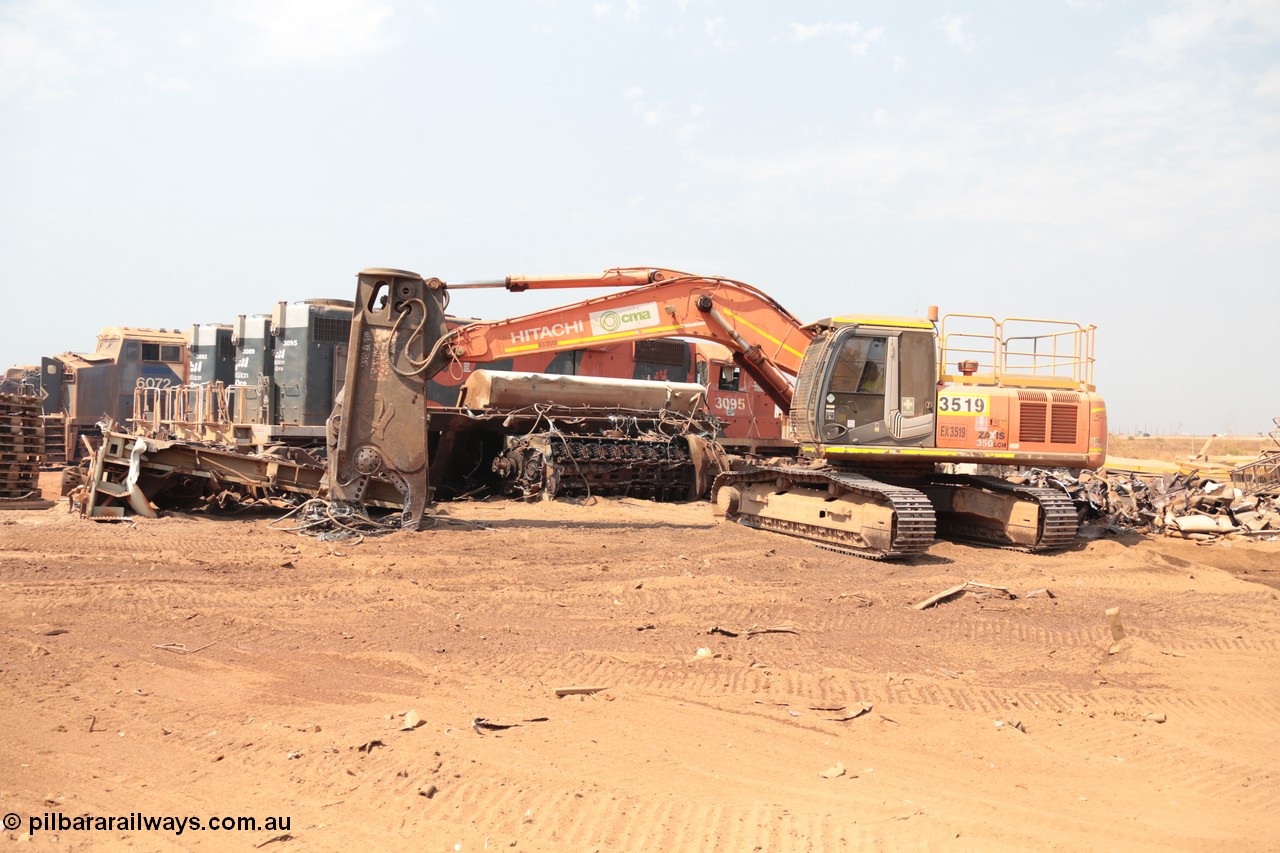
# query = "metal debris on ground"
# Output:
<box><xmin>268</xmin><ymin>498</ymin><xmax>409</xmax><ymax>541</ymax></box>
<box><xmin>1015</xmin><ymin>456</ymin><xmax>1280</xmax><ymax>543</ymax></box>
<box><xmin>913</xmin><ymin>581</ymin><xmax>1014</xmax><ymax>610</ymax></box>
<box><xmin>554</xmin><ymin>686</ymin><xmax>608</xmax><ymax>697</ymax></box>
<box><xmin>827</xmin><ymin>703</ymin><xmax>874</xmax><ymax>722</ymax></box>
<box><xmin>152</xmin><ymin>641</ymin><xmax>218</xmax><ymax>655</ymax></box>
<box><xmin>706</xmin><ymin>624</ymin><xmax>799</xmax><ymax>638</ymax></box>
<box><xmin>254</xmin><ymin>834</ymin><xmax>295</xmax><ymax>849</ymax></box>
<box><xmin>471</xmin><ymin>716</ymin><xmax>549</xmax><ymax>735</ymax></box>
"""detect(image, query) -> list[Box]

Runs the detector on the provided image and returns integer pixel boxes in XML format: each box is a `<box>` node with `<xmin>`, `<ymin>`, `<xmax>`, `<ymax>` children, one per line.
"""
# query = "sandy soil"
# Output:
<box><xmin>2</xmin><ymin>472</ymin><xmax>1278</xmax><ymax>851</ymax></box>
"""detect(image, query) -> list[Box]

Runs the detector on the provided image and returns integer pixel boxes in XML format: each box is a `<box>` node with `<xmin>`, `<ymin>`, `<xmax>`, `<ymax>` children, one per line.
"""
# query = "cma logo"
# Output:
<box><xmin>715</xmin><ymin>395</ymin><xmax>748</xmax><ymax>416</ymax></box>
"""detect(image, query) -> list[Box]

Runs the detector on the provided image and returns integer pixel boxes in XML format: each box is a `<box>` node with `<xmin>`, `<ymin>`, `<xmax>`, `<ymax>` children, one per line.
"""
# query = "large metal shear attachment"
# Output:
<box><xmin>327</xmin><ymin>269</ymin><xmax>450</xmax><ymax>530</ymax></box>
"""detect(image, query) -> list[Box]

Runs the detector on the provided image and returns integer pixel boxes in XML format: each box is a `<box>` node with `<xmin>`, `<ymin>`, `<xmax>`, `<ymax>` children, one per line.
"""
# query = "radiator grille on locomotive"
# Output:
<box><xmin>312</xmin><ymin>316</ymin><xmax>353</xmax><ymax>344</ymax></box>
<box><xmin>635</xmin><ymin>339</ymin><xmax>689</xmax><ymax>366</ymax></box>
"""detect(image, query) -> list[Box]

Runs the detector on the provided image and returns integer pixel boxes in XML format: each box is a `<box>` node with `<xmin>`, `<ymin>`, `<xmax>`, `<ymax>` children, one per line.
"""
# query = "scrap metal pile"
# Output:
<box><xmin>0</xmin><ymin>393</ymin><xmax>48</xmax><ymax>509</ymax></box>
<box><xmin>1016</xmin><ymin>460</ymin><xmax>1280</xmax><ymax>542</ymax></box>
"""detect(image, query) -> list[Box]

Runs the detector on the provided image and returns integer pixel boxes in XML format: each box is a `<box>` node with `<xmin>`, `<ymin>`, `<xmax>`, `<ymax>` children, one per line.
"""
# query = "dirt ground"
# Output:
<box><xmin>2</xmin><ymin>472</ymin><xmax>1278</xmax><ymax>851</ymax></box>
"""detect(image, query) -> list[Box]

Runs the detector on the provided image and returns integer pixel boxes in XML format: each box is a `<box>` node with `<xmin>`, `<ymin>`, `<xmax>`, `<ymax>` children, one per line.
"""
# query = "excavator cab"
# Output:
<box><xmin>801</xmin><ymin>318</ymin><xmax>937</xmax><ymax>448</ymax></box>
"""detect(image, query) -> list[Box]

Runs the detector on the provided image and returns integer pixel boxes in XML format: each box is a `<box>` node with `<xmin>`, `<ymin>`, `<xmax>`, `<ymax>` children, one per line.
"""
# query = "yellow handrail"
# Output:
<box><xmin>938</xmin><ymin>314</ymin><xmax>1095</xmax><ymax>390</ymax></box>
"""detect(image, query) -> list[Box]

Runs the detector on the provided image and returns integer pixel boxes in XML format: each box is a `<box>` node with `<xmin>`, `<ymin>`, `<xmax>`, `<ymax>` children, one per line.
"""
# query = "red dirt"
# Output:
<box><xmin>2</xmin><ymin>472</ymin><xmax>1278</xmax><ymax>850</ymax></box>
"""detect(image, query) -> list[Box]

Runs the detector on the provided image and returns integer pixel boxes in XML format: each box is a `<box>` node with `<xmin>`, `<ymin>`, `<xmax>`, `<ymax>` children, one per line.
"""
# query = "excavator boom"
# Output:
<box><xmin>433</xmin><ymin>271</ymin><xmax>813</xmax><ymax>411</ymax></box>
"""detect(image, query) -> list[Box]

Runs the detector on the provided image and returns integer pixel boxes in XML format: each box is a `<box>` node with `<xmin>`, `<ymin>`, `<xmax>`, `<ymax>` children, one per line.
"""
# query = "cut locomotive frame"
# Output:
<box><xmin>69</xmin><ymin>427</ymin><xmax>407</xmax><ymax>519</ymax></box>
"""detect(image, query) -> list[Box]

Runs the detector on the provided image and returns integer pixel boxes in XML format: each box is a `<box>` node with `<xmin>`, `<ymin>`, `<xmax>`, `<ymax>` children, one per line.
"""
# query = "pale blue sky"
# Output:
<box><xmin>1</xmin><ymin>0</ymin><xmax>1276</xmax><ymax>434</ymax></box>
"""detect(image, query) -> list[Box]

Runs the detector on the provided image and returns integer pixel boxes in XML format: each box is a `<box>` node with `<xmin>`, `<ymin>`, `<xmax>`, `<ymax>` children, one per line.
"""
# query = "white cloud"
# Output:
<box><xmin>1118</xmin><ymin>2</ymin><xmax>1219</xmax><ymax>65</ymax></box>
<box><xmin>217</xmin><ymin>0</ymin><xmax>396</xmax><ymax>67</ymax></box>
<box><xmin>785</xmin><ymin>21</ymin><xmax>883</xmax><ymax>55</ymax></box>
<box><xmin>891</xmin><ymin>54</ymin><xmax>906</xmax><ymax>72</ymax></box>
<box><xmin>689</xmin><ymin>75</ymin><xmax>1280</xmax><ymax>247</ymax></box>
<box><xmin>1119</xmin><ymin>0</ymin><xmax>1280</xmax><ymax>66</ymax></box>
<box><xmin>592</xmin><ymin>0</ymin><xmax>646</xmax><ymax>21</ymax></box>
<box><xmin>144</xmin><ymin>73</ymin><xmax>193</xmax><ymax>93</ymax></box>
<box><xmin>935</xmin><ymin>15</ymin><xmax>974</xmax><ymax>51</ymax></box>
<box><xmin>624</xmin><ymin>89</ymin><xmax>709</xmax><ymax>140</ymax></box>
<box><xmin>0</xmin><ymin>0</ymin><xmax>129</xmax><ymax>100</ymax></box>
<box><xmin>1254</xmin><ymin>66</ymin><xmax>1280</xmax><ymax>98</ymax></box>
<box><xmin>789</xmin><ymin>22</ymin><xmax>855</xmax><ymax>42</ymax></box>
<box><xmin>705</xmin><ymin>15</ymin><xmax>728</xmax><ymax>49</ymax></box>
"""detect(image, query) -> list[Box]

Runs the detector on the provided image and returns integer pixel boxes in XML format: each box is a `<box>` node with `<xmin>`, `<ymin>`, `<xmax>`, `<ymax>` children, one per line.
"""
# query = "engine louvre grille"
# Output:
<box><xmin>1051</xmin><ymin>404</ymin><xmax>1079</xmax><ymax>444</ymax></box>
<box><xmin>1019</xmin><ymin>402</ymin><xmax>1047</xmax><ymax>443</ymax></box>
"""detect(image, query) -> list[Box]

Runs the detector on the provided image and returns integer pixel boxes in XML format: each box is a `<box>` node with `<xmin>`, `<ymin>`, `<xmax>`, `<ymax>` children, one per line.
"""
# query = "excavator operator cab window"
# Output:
<box><xmin>717</xmin><ymin>365</ymin><xmax>741</xmax><ymax>392</ymax></box>
<box><xmin>817</xmin><ymin>327</ymin><xmax>937</xmax><ymax>447</ymax></box>
<box><xmin>695</xmin><ymin>360</ymin><xmax>708</xmax><ymax>387</ymax></box>
<box><xmin>825</xmin><ymin>336</ymin><xmax>888</xmax><ymax>434</ymax></box>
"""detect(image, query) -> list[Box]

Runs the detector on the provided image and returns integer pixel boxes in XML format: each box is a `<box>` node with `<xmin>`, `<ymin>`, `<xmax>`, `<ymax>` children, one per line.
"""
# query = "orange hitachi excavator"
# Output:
<box><xmin>328</xmin><ymin>267</ymin><xmax>1106</xmax><ymax>557</ymax></box>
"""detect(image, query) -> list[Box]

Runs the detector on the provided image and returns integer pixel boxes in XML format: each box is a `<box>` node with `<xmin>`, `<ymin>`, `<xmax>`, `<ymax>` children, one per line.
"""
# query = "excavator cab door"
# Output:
<box><xmin>815</xmin><ymin>326</ymin><xmax>936</xmax><ymax>447</ymax></box>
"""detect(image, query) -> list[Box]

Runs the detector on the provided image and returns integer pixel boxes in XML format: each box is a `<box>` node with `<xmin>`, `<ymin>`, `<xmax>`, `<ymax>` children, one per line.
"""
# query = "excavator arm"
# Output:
<box><xmin>433</xmin><ymin>270</ymin><xmax>813</xmax><ymax>410</ymax></box>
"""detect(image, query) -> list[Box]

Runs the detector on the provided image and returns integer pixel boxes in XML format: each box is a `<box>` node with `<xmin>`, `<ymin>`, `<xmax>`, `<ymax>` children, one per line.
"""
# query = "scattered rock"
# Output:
<box><xmin>819</xmin><ymin>762</ymin><xmax>846</xmax><ymax>779</ymax></box>
<box><xmin>1106</xmin><ymin>607</ymin><xmax>1126</xmax><ymax>642</ymax></box>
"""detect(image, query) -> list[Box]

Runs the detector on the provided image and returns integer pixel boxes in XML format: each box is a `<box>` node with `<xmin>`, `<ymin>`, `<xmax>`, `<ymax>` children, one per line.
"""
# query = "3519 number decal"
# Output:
<box><xmin>937</xmin><ymin>394</ymin><xmax>988</xmax><ymax>415</ymax></box>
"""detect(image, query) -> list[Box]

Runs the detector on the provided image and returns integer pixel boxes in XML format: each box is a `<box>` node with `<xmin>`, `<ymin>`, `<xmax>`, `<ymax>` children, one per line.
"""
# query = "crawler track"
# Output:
<box><xmin>926</xmin><ymin>473</ymin><xmax>1079</xmax><ymax>551</ymax></box>
<box><xmin>712</xmin><ymin>466</ymin><xmax>936</xmax><ymax>559</ymax></box>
